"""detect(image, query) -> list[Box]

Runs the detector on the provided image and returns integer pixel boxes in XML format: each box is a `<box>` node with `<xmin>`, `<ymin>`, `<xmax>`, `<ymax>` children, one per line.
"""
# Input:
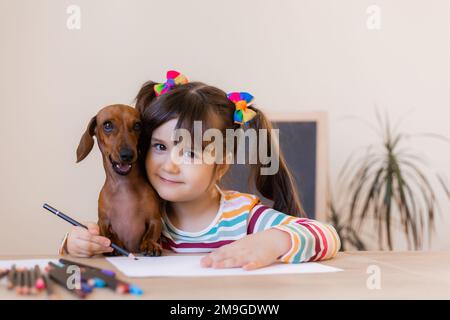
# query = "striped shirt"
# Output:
<box><xmin>161</xmin><ymin>188</ymin><xmax>341</xmax><ymax>263</ymax></box>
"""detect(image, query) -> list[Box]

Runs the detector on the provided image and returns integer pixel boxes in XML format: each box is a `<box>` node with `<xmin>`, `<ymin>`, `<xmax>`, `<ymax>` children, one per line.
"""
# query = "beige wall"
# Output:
<box><xmin>1</xmin><ymin>0</ymin><xmax>450</xmax><ymax>254</ymax></box>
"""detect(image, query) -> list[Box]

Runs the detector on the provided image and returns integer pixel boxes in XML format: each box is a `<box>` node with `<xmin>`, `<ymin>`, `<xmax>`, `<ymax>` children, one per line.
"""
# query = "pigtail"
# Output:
<box><xmin>247</xmin><ymin>107</ymin><xmax>306</xmax><ymax>217</ymax></box>
<box><xmin>134</xmin><ymin>80</ymin><xmax>158</xmax><ymax>181</ymax></box>
<box><xmin>135</xmin><ymin>80</ymin><xmax>158</xmax><ymax>116</ymax></box>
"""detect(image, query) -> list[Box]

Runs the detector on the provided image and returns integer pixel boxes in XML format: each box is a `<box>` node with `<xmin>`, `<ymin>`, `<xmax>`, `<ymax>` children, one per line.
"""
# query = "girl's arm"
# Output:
<box><xmin>200</xmin><ymin>204</ymin><xmax>341</xmax><ymax>270</ymax></box>
<box><xmin>247</xmin><ymin>205</ymin><xmax>341</xmax><ymax>263</ymax></box>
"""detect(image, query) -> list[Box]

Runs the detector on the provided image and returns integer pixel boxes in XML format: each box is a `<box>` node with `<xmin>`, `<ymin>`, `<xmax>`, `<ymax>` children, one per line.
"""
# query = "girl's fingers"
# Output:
<box><xmin>86</xmin><ymin>222</ymin><xmax>100</xmax><ymax>235</ymax></box>
<box><xmin>77</xmin><ymin>246</ymin><xmax>113</xmax><ymax>257</ymax></box>
<box><xmin>202</xmin><ymin>248</ymin><xmax>248</xmax><ymax>269</ymax></box>
<box><xmin>202</xmin><ymin>252</ymin><xmax>265</xmax><ymax>270</ymax></box>
<box><xmin>200</xmin><ymin>256</ymin><xmax>213</xmax><ymax>268</ymax></box>
<box><xmin>200</xmin><ymin>250</ymin><xmax>228</xmax><ymax>268</ymax></box>
<box><xmin>66</xmin><ymin>226</ymin><xmax>109</xmax><ymax>257</ymax></box>
<box><xmin>77</xmin><ymin>238</ymin><xmax>113</xmax><ymax>255</ymax></box>
<box><xmin>72</xmin><ymin>250</ymin><xmax>91</xmax><ymax>258</ymax></box>
<box><xmin>69</xmin><ymin>243</ymin><xmax>91</xmax><ymax>258</ymax></box>
<box><xmin>212</xmin><ymin>257</ymin><xmax>240</xmax><ymax>269</ymax></box>
<box><xmin>208</xmin><ymin>248</ymin><xmax>228</xmax><ymax>261</ymax></box>
<box><xmin>75</xmin><ymin>230</ymin><xmax>111</xmax><ymax>247</ymax></box>
<box><xmin>204</xmin><ymin>254</ymin><xmax>257</xmax><ymax>269</ymax></box>
<box><xmin>243</xmin><ymin>260</ymin><xmax>265</xmax><ymax>271</ymax></box>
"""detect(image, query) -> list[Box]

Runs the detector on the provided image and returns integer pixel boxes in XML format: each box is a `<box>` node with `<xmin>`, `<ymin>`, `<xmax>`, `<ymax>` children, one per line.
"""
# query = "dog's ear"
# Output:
<box><xmin>76</xmin><ymin>116</ymin><xmax>97</xmax><ymax>163</ymax></box>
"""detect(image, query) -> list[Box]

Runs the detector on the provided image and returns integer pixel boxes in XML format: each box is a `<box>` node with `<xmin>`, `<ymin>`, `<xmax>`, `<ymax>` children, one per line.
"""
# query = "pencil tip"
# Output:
<box><xmin>128</xmin><ymin>253</ymin><xmax>138</xmax><ymax>260</ymax></box>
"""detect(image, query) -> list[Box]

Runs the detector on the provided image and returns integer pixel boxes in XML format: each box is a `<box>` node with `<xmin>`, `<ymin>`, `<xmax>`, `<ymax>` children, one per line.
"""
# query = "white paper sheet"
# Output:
<box><xmin>106</xmin><ymin>255</ymin><xmax>343</xmax><ymax>278</ymax></box>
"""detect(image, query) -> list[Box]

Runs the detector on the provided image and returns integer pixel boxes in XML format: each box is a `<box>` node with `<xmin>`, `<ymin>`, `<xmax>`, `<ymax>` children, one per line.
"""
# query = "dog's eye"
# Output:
<box><xmin>133</xmin><ymin>122</ymin><xmax>142</xmax><ymax>131</ymax></box>
<box><xmin>103</xmin><ymin>121</ymin><xmax>113</xmax><ymax>132</ymax></box>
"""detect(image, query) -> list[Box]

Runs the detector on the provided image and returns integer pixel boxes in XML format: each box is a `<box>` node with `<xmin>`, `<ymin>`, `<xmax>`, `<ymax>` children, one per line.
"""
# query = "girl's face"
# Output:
<box><xmin>145</xmin><ymin>119</ymin><xmax>220</xmax><ymax>202</ymax></box>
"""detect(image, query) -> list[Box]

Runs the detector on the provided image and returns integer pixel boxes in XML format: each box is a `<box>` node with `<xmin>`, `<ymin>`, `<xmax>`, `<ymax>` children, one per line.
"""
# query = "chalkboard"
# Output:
<box><xmin>220</xmin><ymin>112</ymin><xmax>328</xmax><ymax>221</ymax></box>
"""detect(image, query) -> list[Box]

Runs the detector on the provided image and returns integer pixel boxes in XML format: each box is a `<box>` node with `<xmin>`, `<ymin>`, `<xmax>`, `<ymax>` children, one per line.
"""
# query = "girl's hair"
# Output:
<box><xmin>135</xmin><ymin>81</ymin><xmax>305</xmax><ymax>217</ymax></box>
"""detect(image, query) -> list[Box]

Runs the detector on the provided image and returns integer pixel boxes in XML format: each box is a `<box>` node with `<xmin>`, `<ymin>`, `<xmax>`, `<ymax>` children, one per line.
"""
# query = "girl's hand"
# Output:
<box><xmin>66</xmin><ymin>222</ymin><xmax>114</xmax><ymax>258</ymax></box>
<box><xmin>200</xmin><ymin>229</ymin><xmax>291</xmax><ymax>270</ymax></box>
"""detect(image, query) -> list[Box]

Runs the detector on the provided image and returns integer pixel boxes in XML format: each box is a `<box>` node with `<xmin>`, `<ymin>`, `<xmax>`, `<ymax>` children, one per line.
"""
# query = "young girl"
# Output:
<box><xmin>62</xmin><ymin>71</ymin><xmax>340</xmax><ymax>270</ymax></box>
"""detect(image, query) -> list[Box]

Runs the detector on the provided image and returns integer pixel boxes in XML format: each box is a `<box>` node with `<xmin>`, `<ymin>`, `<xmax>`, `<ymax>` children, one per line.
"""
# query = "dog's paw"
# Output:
<box><xmin>140</xmin><ymin>240</ymin><xmax>163</xmax><ymax>257</ymax></box>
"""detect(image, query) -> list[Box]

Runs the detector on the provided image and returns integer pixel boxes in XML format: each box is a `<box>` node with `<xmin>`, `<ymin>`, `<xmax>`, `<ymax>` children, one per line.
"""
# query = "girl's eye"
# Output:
<box><xmin>153</xmin><ymin>143</ymin><xmax>166</xmax><ymax>151</ymax></box>
<box><xmin>184</xmin><ymin>150</ymin><xmax>197</xmax><ymax>159</ymax></box>
<box><xmin>103</xmin><ymin>121</ymin><xmax>113</xmax><ymax>133</ymax></box>
<box><xmin>133</xmin><ymin>122</ymin><xmax>142</xmax><ymax>131</ymax></box>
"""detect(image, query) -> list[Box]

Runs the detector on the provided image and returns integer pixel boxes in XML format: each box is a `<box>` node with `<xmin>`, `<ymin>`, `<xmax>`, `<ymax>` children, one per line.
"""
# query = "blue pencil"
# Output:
<box><xmin>43</xmin><ymin>203</ymin><xmax>138</xmax><ymax>260</ymax></box>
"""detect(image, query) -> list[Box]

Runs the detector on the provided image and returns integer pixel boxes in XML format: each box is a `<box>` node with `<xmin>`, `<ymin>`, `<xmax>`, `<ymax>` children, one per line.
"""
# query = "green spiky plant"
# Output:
<box><xmin>330</xmin><ymin>111</ymin><xmax>450</xmax><ymax>251</ymax></box>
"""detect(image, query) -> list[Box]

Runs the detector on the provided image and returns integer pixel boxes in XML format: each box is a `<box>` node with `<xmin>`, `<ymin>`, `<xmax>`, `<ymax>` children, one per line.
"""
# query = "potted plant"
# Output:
<box><xmin>329</xmin><ymin>110</ymin><xmax>450</xmax><ymax>250</ymax></box>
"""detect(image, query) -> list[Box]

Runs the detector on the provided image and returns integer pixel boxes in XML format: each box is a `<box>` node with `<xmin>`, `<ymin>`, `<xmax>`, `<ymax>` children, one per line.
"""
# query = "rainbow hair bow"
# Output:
<box><xmin>227</xmin><ymin>92</ymin><xmax>257</xmax><ymax>125</ymax></box>
<box><xmin>154</xmin><ymin>70</ymin><xmax>189</xmax><ymax>96</ymax></box>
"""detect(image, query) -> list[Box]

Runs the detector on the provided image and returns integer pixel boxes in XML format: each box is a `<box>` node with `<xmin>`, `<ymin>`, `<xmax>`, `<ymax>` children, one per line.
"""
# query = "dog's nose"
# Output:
<box><xmin>119</xmin><ymin>148</ymin><xmax>134</xmax><ymax>162</ymax></box>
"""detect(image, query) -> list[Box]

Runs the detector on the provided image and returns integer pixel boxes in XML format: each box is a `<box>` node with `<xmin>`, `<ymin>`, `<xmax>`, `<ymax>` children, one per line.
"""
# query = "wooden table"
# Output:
<box><xmin>1</xmin><ymin>251</ymin><xmax>449</xmax><ymax>299</ymax></box>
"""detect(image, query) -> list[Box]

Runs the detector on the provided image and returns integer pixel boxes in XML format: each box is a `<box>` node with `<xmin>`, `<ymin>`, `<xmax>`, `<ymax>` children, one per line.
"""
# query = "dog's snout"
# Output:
<box><xmin>119</xmin><ymin>148</ymin><xmax>134</xmax><ymax>162</ymax></box>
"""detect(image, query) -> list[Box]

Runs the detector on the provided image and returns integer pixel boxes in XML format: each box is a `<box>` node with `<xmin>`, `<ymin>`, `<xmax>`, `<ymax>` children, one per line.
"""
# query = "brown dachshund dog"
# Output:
<box><xmin>76</xmin><ymin>104</ymin><xmax>162</xmax><ymax>256</ymax></box>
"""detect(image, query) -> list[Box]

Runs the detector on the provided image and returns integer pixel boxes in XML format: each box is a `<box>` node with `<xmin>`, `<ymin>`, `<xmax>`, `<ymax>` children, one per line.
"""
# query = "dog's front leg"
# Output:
<box><xmin>98</xmin><ymin>217</ymin><xmax>126</xmax><ymax>257</ymax></box>
<box><xmin>140</xmin><ymin>219</ymin><xmax>163</xmax><ymax>256</ymax></box>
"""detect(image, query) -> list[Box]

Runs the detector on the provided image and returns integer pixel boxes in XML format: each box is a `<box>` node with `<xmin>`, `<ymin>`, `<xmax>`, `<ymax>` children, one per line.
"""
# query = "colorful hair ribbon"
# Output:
<box><xmin>154</xmin><ymin>70</ymin><xmax>189</xmax><ymax>96</ymax></box>
<box><xmin>227</xmin><ymin>92</ymin><xmax>257</xmax><ymax>125</ymax></box>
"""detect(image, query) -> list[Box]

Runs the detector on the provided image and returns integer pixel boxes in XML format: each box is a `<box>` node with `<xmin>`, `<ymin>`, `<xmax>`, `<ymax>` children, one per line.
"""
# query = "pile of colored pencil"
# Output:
<box><xmin>0</xmin><ymin>265</ymin><xmax>57</xmax><ymax>299</ymax></box>
<box><xmin>0</xmin><ymin>259</ymin><xmax>143</xmax><ymax>299</ymax></box>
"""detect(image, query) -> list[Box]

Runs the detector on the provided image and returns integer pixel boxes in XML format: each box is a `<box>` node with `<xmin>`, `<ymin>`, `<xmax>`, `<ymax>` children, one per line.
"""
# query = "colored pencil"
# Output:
<box><xmin>48</xmin><ymin>266</ymin><xmax>87</xmax><ymax>299</ymax></box>
<box><xmin>43</xmin><ymin>273</ymin><xmax>59</xmax><ymax>300</ymax></box>
<box><xmin>23</xmin><ymin>268</ymin><xmax>30</xmax><ymax>295</ymax></box>
<box><xmin>34</xmin><ymin>265</ymin><xmax>45</xmax><ymax>291</ymax></box>
<box><xmin>28</xmin><ymin>268</ymin><xmax>37</xmax><ymax>295</ymax></box>
<box><xmin>0</xmin><ymin>269</ymin><xmax>9</xmax><ymax>280</ymax></box>
<box><xmin>53</xmin><ymin>261</ymin><xmax>129</xmax><ymax>294</ymax></box>
<box><xmin>7</xmin><ymin>264</ymin><xmax>16</xmax><ymax>290</ymax></box>
<box><xmin>16</xmin><ymin>269</ymin><xmax>23</xmax><ymax>295</ymax></box>
<box><xmin>59</xmin><ymin>258</ymin><xmax>116</xmax><ymax>277</ymax></box>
